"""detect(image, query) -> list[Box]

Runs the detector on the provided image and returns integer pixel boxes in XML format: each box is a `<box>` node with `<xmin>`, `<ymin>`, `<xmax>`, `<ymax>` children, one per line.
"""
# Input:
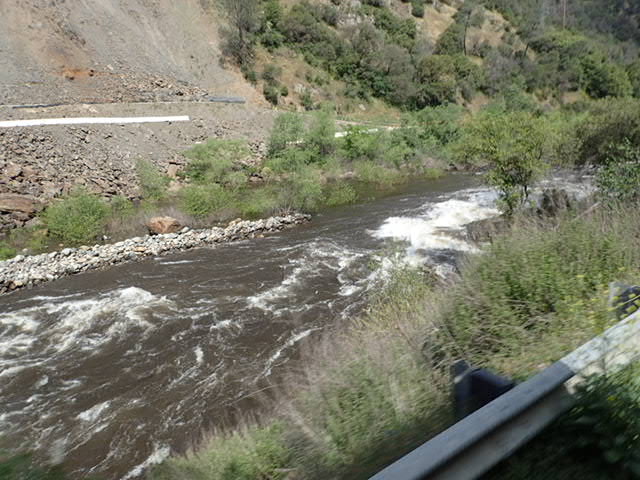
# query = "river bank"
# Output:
<box><xmin>0</xmin><ymin>213</ymin><xmax>310</xmax><ymax>295</ymax></box>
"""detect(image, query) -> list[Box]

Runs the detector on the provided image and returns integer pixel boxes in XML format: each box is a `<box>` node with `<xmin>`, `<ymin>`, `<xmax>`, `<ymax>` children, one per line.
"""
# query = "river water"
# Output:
<box><xmin>0</xmin><ymin>174</ymin><xmax>587</xmax><ymax>478</ymax></box>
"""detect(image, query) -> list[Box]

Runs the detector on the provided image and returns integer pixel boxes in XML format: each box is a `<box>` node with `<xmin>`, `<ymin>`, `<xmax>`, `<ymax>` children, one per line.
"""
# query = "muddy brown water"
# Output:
<box><xmin>1</xmin><ymin>174</ymin><xmax>514</xmax><ymax>478</ymax></box>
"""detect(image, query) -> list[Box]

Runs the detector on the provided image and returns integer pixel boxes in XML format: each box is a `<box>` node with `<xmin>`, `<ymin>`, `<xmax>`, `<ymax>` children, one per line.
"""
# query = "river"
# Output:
<box><xmin>0</xmin><ymin>173</ymin><xmax>587</xmax><ymax>478</ymax></box>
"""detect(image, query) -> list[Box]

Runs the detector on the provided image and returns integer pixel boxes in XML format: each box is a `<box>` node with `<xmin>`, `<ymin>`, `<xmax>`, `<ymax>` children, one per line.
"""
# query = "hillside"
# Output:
<box><xmin>0</xmin><ymin>0</ymin><xmax>258</xmax><ymax>105</ymax></box>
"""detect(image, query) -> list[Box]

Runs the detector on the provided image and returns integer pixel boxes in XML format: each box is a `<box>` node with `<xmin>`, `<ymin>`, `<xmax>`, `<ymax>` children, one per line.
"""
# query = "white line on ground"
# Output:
<box><xmin>0</xmin><ymin>116</ymin><xmax>190</xmax><ymax>128</ymax></box>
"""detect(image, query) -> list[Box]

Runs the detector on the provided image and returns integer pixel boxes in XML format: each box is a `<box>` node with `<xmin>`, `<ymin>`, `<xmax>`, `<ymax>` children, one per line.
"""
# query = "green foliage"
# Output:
<box><xmin>325</xmin><ymin>183</ymin><xmax>358</xmax><ymax>207</ymax></box>
<box><xmin>596</xmin><ymin>139</ymin><xmax>640</xmax><ymax>203</ymax></box>
<box><xmin>0</xmin><ymin>243</ymin><xmax>17</xmax><ymax>260</ymax></box>
<box><xmin>564</xmin><ymin>365</ymin><xmax>640</xmax><ymax>476</ymax></box>
<box><xmin>570</xmin><ymin>98</ymin><xmax>640</xmax><ymax>166</ymax></box>
<box><xmin>183</xmin><ymin>139</ymin><xmax>250</xmax><ymax>185</ymax></box>
<box><xmin>263</xmin><ymin>83</ymin><xmax>280</xmax><ymax>105</ymax></box>
<box><xmin>304</xmin><ymin>107</ymin><xmax>337</xmax><ymax>161</ymax></box>
<box><xmin>136</xmin><ymin>159</ymin><xmax>169</xmax><ymax>201</ymax></box>
<box><xmin>441</xmin><ymin>209</ymin><xmax>638</xmax><ymax>360</ymax></box>
<box><xmin>151</xmin><ymin>424</ymin><xmax>290</xmax><ymax>480</ymax></box>
<box><xmin>277</xmin><ymin>166</ymin><xmax>325</xmax><ymax>212</ymax></box>
<box><xmin>411</xmin><ymin>1</ymin><xmax>425</xmax><ymax>18</ymax></box>
<box><xmin>354</xmin><ymin>161</ymin><xmax>404</xmax><ymax>187</ymax></box>
<box><xmin>454</xmin><ymin>111</ymin><xmax>550</xmax><ymax>214</ymax></box>
<box><xmin>180</xmin><ymin>185</ymin><xmax>236</xmax><ymax>217</ymax></box>
<box><xmin>628</xmin><ymin>60</ymin><xmax>640</xmax><ymax>98</ymax></box>
<box><xmin>42</xmin><ymin>189</ymin><xmax>110</xmax><ymax>246</ymax></box>
<box><xmin>267</xmin><ymin>113</ymin><xmax>305</xmax><ymax>157</ymax></box>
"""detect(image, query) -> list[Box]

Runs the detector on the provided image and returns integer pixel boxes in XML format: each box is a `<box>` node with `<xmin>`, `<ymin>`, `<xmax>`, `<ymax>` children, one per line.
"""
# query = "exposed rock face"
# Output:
<box><xmin>0</xmin><ymin>193</ymin><xmax>43</xmax><ymax>214</ymax></box>
<box><xmin>146</xmin><ymin>216</ymin><xmax>182</xmax><ymax>235</ymax></box>
<box><xmin>0</xmin><ymin>213</ymin><xmax>311</xmax><ymax>295</ymax></box>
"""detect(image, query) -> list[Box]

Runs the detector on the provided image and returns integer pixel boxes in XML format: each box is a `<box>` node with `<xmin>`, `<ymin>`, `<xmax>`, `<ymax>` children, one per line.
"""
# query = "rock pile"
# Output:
<box><xmin>0</xmin><ymin>213</ymin><xmax>311</xmax><ymax>295</ymax></box>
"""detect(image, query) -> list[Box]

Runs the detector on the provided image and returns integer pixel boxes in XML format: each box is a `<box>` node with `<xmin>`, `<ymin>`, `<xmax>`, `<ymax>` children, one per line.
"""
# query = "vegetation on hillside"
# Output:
<box><xmin>216</xmin><ymin>0</ymin><xmax>640</xmax><ymax>111</ymax></box>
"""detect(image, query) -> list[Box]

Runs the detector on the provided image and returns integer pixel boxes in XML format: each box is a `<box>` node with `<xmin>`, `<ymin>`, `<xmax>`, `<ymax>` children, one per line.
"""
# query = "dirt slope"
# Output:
<box><xmin>0</xmin><ymin>0</ymin><xmax>259</xmax><ymax>105</ymax></box>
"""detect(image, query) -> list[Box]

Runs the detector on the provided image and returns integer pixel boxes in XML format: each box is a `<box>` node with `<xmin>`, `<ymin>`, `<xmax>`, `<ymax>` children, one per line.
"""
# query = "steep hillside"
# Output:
<box><xmin>0</xmin><ymin>0</ymin><xmax>258</xmax><ymax>105</ymax></box>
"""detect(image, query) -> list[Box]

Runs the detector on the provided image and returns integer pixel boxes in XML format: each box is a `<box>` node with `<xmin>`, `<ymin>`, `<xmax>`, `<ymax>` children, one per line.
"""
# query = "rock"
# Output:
<box><xmin>538</xmin><ymin>189</ymin><xmax>571</xmax><ymax>217</ymax></box>
<box><xmin>0</xmin><ymin>194</ymin><xmax>44</xmax><ymax>214</ymax></box>
<box><xmin>167</xmin><ymin>164</ymin><xmax>181</xmax><ymax>178</ymax></box>
<box><xmin>25</xmin><ymin>217</ymin><xmax>43</xmax><ymax>229</ymax></box>
<box><xmin>6</xmin><ymin>163</ymin><xmax>22</xmax><ymax>179</ymax></box>
<box><xmin>146</xmin><ymin>217</ymin><xmax>182</xmax><ymax>235</ymax></box>
<box><xmin>466</xmin><ymin>216</ymin><xmax>510</xmax><ymax>243</ymax></box>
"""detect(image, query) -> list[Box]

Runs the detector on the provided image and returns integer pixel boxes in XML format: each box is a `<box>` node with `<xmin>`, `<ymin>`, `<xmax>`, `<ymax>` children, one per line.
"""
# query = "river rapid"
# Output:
<box><xmin>0</xmin><ymin>174</ymin><xmax>588</xmax><ymax>479</ymax></box>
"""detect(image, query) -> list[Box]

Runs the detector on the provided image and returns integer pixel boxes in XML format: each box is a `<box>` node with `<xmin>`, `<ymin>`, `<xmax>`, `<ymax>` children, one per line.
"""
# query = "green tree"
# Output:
<box><xmin>218</xmin><ymin>0</ymin><xmax>261</xmax><ymax>66</ymax></box>
<box><xmin>455</xmin><ymin>111</ymin><xmax>551</xmax><ymax>214</ymax></box>
<box><xmin>627</xmin><ymin>60</ymin><xmax>640</xmax><ymax>98</ymax></box>
<box><xmin>267</xmin><ymin>113</ymin><xmax>305</xmax><ymax>157</ymax></box>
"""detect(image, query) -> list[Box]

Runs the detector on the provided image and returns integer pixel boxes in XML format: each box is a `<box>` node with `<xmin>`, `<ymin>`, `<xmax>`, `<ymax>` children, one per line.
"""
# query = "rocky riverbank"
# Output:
<box><xmin>0</xmin><ymin>213</ymin><xmax>310</xmax><ymax>295</ymax></box>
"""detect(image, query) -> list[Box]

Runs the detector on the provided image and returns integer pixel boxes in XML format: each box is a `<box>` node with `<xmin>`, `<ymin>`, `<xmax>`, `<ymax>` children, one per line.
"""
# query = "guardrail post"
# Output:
<box><xmin>453</xmin><ymin>360</ymin><xmax>515</xmax><ymax>419</ymax></box>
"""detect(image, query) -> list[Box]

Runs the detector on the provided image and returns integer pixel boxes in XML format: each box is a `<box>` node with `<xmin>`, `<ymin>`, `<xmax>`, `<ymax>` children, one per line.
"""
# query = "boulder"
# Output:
<box><xmin>0</xmin><ymin>194</ymin><xmax>44</xmax><ymax>214</ymax></box>
<box><xmin>146</xmin><ymin>216</ymin><xmax>182</xmax><ymax>235</ymax></box>
<box><xmin>538</xmin><ymin>189</ymin><xmax>571</xmax><ymax>217</ymax></box>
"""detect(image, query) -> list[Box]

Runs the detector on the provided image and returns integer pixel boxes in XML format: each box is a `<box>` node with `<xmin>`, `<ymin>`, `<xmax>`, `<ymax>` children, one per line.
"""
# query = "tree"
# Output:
<box><xmin>454</xmin><ymin>111</ymin><xmax>551</xmax><ymax>214</ymax></box>
<box><xmin>218</xmin><ymin>0</ymin><xmax>261</xmax><ymax>66</ymax></box>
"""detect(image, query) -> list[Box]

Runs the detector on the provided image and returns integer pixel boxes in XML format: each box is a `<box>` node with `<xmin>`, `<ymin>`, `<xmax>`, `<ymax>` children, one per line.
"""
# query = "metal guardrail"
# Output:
<box><xmin>370</xmin><ymin>309</ymin><xmax>640</xmax><ymax>480</ymax></box>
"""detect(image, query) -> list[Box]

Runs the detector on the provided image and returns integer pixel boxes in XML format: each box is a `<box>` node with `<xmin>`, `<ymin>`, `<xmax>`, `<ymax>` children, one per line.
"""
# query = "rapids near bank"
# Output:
<box><xmin>0</xmin><ymin>174</ymin><xmax>587</xmax><ymax>478</ymax></box>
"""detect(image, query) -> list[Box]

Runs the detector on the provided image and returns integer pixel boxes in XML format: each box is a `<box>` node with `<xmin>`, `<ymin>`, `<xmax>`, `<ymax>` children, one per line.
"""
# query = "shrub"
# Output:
<box><xmin>42</xmin><ymin>190</ymin><xmax>110</xmax><ymax>246</ymax></box>
<box><xmin>277</xmin><ymin>167</ymin><xmax>325</xmax><ymax>212</ymax></box>
<box><xmin>354</xmin><ymin>161</ymin><xmax>404</xmax><ymax>187</ymax></box>
<box><xmin>239</xmin><ymin>187</ymin><xmax>280</xmax><ymax>218</ymax></box>
<box><xmin>304</xmin><ymin>107</ymin><xmax>337</xmax><ymax>162</ymax></box>
<box><xmin>136</xmin><ymin>159</ymin><xmax>170</xmax><ymax>201</ymax></box>
<box><xmin>325</xmin><ymin>183</ymin><xmax>358</xmax><ymax>206</ymax></box>
<box><xmin>0</xmin><ymin>243</ymin><xmax>16</xmax><ymax>260</ymax></box>
<box><xmin>267</xmin><ymin>113</ymin><xmax>305</xmax><ymax>157</ymax></box>
<box><xmin>183</xmin><ymin>139</ymin><xmax>250</xmax><ymax>184</ymax></box>
<box><xmin>411</xmin><ymin>0</ymin><xmax>425</xmax><ymax>18</ymax></box>
<box><xmin>570</xmin><ymin>98</ymin><xmax>640</xmax><ymax>166</ymax></box>
<box><xmin>596</xmin><ymin>139</ymin><xmax>640</xmax><ymax>202</ymax></box>
<box><xmin>180</xmin><ymin>185</ymin><xmax>236</xmax><ymax>217</ymax></box>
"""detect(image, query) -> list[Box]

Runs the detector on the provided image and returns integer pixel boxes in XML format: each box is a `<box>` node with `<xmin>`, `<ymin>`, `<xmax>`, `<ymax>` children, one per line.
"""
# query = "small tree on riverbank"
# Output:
<box><xmin>455</xmin><ymin>111</ymin><xmax>550</xmax><ymax>214</ymax></box>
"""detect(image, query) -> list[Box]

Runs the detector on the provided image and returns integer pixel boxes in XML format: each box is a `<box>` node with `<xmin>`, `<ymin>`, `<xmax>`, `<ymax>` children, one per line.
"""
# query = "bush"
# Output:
<box><xmin>596</xmin><ymin>139</ymin><xmax>640</xmax><ymax>202</ymax></box>
<box><xmin>325</xmin><ymin>183</ymin><xmax>358</xmax><ymax>206</ymax></box>
<box><xmin>183</xmin><ymin>139</ymin><xmax>250</xmax><ymax>184</ymax></box>
<box><xmin>239</xmin><ymin>187</ymin><xmax>280</xmax><ymax>218</ymax></box>
<box><xmin>0</xmin><ymin>243</ymin><xmax>16</xmax><ymax>260</ymax></box>
<box><xmin>304</xmin><ymin>107</ymin><xmax>337</xmax><ymax>162</ymax></box>
<box><xmin>277</xmin><ymin>167</ymin><xmax>325</xmax><ymax>212</ymax></box>
<box><xmin>180</xmin><ymin>185</ymin><xmax>236</xmax><ymax>217</ymax></box>
<box><xmin>411</xmin><ymin>0</ymin><xmax>425</xmax><ymax>18</ymax></box>
<box><xmin>354</xmin><ymin>161</ymin><xmax>404</xmax><ymax>187</ymax></box>
<box><xmin>42</xmin><ymin>190</ymin><xmax>110</xmax><ymax>246</ymax></box>
<box><xmin>136</xmin><ymin>159</ymin><xmax>170</xmax><ymax>201</ymax></box>
<box><xmin>570</xmin><ymin>98</ymin><xmax>640</xmax><ymax>166</ymax></box>
<box><xmin>267</xmin><ymin>113</ymin><xmax>305</xmax><ymax>157</ymax></box>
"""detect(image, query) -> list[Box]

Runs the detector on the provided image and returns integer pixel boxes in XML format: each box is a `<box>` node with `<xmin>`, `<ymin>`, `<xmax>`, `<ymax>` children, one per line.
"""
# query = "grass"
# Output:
<box><xmin>150</xmin><ymin>204</ymin><xmax>640</xmax><ymax>480</ymax></box>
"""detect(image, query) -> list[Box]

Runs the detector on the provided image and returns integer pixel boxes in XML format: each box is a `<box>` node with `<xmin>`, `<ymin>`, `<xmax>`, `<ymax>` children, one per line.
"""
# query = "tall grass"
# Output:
<box><xmin>151</xmin><ymin>205</ymin><xmax>640</xmax><ymax>480</ymax></box>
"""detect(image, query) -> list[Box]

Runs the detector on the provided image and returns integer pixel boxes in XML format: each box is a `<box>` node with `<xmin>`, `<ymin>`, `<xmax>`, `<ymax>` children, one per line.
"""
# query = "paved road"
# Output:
<box><xmin>0</xmin><ymin>115</ymin><xmax>190</xmax><ymax>128</ymax></box>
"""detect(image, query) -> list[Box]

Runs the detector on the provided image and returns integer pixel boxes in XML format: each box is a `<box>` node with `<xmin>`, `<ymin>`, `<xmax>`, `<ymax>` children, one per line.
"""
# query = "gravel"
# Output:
<box><xmin>0</xmin><ymin>213</ymin><xmax>311</xmax><ymax>295</ymax></box>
